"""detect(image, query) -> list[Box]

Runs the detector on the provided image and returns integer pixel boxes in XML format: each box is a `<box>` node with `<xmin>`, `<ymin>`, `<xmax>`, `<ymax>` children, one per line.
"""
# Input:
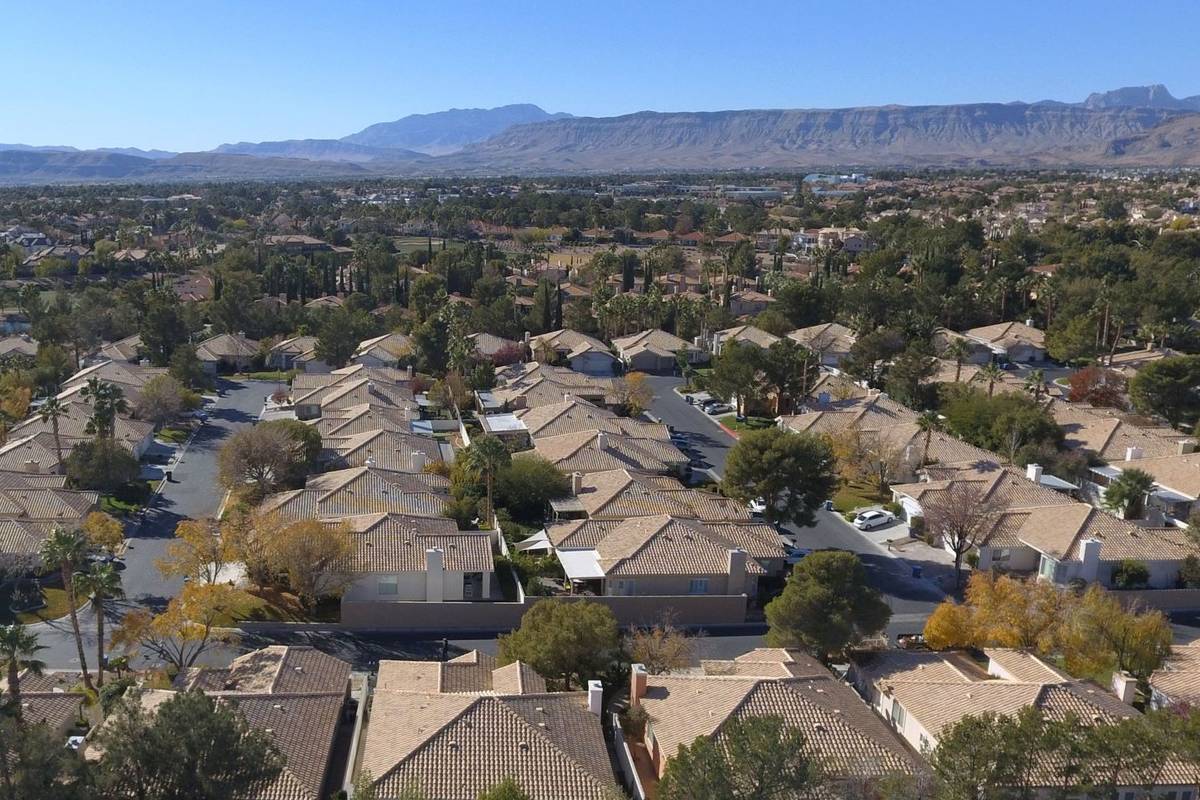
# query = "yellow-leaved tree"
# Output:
<box><xmin>82</xmin><ymin>511</ymin><xmax>126</xmax><ymax>554</ymax></box>
<box><xmin>112</xmin><ymin>582</ymin><xmax>250</xmax><ymax>673</ymax></box>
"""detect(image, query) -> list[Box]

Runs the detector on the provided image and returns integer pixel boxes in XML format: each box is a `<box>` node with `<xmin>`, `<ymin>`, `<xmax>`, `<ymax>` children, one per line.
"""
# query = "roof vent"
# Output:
<box><xmin>273</xmin><ymin>703</ymin><xmax>284</xmax><ymax>710</ymax></box>
<box><xmin>294</xmin><ymin>666</ymin><xmax>303</xmax><ymax>672</ymax></box>
<box><xmin>264</xmin><ymin>728</ymin><xmax>273</xmax><ymax>735</ymax></box>
<box><xmin>813</xmin><ymin>722</ymin><xmax>826</xmax><ymax>732</ymax></box>
<box><xmin>537</xmin><ymin>722</ymin><xmax>547</xmax><ymax>728</ymax></box>
<box><xmin>535</xmin><ymin>706</ymin><xmax>544</xmax><ymax>713</ymax></box>
<box><xmin>518</xmin><ymin>741</ymin><xmax>529</xmax><ymax>752</ymax></box>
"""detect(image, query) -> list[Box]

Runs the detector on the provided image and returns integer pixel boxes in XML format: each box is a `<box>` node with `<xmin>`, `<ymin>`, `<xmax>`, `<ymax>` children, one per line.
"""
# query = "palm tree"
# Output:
<box><xmin>38</xmin><ymin>395</ymin><xmax>65</xmax><ymax>474</ymax></box>
<box><xmin>942</xmin><ymin>338</ymin><xmax>972</xmax><ymax>383</ymax></box>
<box><xmin>80</xmin><ymin>378</ymin><xmax>128</xmax><ymax>440</ymax></box>
<box><xmin>915</xmin><ymin>411</ymin><xmax>941</xmax><ymax>467</ymax></box>
<box><xmin>74</xmin><ymin>563</ymin><xmax>123</xmax><ymax>688</ymax></box>
<box><xmin>979</xmin><ymin>363</ymin><xmax>1005</xmax><ymax>398</ymax></box>
<box><xmin>39</xmin><ymin>527</ymin><xmax>93</xmax><ymax>691</ymax></box>
<box><xmin>1023</xmin><ymin>368</ymin><xmax>1047</xmax><ymax>403</ymax></box>
<box><xmin>1102</xmin><ymin>468</ymin><xmax>1156</xmax><ymax>520</ymax></box>
<box><xmin>0</xmin><ymin>625</ymin><xmax>45</xmax><ymax>713</ymax></box>
<box><xmin>464</xmin><ymin>435</ymin><xmax>511</xmax><ymax>526</ymax></box>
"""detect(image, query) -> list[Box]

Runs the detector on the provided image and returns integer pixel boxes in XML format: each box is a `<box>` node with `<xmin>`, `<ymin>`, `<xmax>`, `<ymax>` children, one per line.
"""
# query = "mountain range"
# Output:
<box><xmin>4</xmin><ymin>87</ymin><xmax>1200</xmax><ymax>184</ymax></box>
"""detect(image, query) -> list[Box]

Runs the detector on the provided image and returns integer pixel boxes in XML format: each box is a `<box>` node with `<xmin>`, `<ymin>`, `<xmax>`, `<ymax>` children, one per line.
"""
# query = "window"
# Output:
<box><xmin>688</xmin><ymin>578</ymin><xmax>709</xmax><ymax>595</ymax></box>
<box><xmin>994</xmin><ymin>548</ymin><xmax>1011</xmax><ymax>561</ymax></box>
<box><xmin>377</xmin><ymin>577</ymin><xmax>398</xmax><ymax>596</ymax></box>
<box><xmin>918</xmin><ymin>733</ymin><xmax>930</xmax><ymax>752</ymax></box>
<box><xmin>1180</xmin><ymin>790</ymin><xmax>1191</xmax><ymax>800</ymax></box>
<box><xmin>889</xmin><ymin>702</ymin><xmax>906</xmax><ymax>729</ymax></box>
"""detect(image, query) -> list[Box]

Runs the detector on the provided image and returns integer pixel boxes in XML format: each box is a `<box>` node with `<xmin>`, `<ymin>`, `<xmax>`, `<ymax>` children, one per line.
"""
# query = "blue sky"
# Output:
<box><xmin>6</xmin><ymin>0</ymin><xmax>1200</xmax><ymax>151</ymax></box>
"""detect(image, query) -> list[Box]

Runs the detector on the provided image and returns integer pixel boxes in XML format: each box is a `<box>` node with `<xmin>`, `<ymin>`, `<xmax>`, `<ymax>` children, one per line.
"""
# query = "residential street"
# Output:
<box><xmin>644</xmin><ymin>373</ymin><xmax>945</xmax><ymax>637</ymax></box>
<box><xmin>33</xmin><ymin>379</ymin><xmax>267</xmax><ymax>669</ymax></box>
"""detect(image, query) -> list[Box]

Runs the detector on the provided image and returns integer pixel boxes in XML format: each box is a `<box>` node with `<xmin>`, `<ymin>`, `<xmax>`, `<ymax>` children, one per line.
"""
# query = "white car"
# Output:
<box><xmin>747</xmin><ymin>497</ymin><xmax>767</xmax><ymax>515</ymax></box>
<box><xmin>853</xmin><ymin>509</ymin><xmax>894</xmax><ymax>530</ymax></box>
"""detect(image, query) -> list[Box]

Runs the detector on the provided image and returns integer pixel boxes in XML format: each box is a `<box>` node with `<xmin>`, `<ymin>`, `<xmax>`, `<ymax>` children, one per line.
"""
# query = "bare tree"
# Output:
<box><xmin>921</xmin><ymin>483</ymin><xmax>1003</xmax><ymax>589</ymax></box>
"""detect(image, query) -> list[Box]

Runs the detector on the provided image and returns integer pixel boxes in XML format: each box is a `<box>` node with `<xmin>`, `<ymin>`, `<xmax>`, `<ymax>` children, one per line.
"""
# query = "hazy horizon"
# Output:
<box><xmin>4</xmin><ymin>0</ymin><xmax>1200</xmax><ymax>152</ymax></box>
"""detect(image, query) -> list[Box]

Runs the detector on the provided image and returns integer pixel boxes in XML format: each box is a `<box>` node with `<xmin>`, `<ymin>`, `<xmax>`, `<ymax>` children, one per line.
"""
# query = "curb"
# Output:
<box><xmin>670</xmin><ymin>387</ymin><xmax>740</xmax><ymax>438</ymax></box>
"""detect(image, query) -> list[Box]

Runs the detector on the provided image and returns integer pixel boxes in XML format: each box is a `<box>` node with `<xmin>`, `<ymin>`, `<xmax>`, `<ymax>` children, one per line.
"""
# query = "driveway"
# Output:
<box><xmin>33</xmin><ymin>379</ymin><xmax>267</xmax><ymax>669</ymax></box>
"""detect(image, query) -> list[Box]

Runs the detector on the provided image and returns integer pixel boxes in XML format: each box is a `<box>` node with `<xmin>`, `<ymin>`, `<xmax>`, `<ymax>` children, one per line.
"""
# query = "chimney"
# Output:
<box><xmin>139</xmin><ymin>358</ymin><xmax>150</xmax><ymax>367</ymax></box>
<box><xmin>595</xmin><ymin>432</ymin><xmax>608</xmax><ymax>451</ymax></box>
<box><xmin>571</xmin><ymin>472</ymin><xmax>583</xmax><ymax>496</ymax></box>
<box><xmin>1025</xmin><ymin>319</ymin><xmax>1035</xmax><ymax>328</ymax></box>
<box><xmin>365</xmin><ymin>457</ymin><xmax>376</xmax><ymax>469</ymax></box>
<box><xmin>1179</xmin><ymin>440</ymin><xmax>1198</xmax><ymax>456</ymax></box>
<box><xmin>630</xmin><ymin>664</ymin><xmax>648</xmax><ymax>709</ymax></box>
<box><xmin>1026</xmin><ymin>463</ymin><xmax>1044</xmax><ymax>485</ymax></box>
<box><xmin>424</xmin><ymin>548</ymin><xmax>444</xmax><ymax>602</ymax></box>
<box><xmin>1079</xmin><ymin>538</ymin><xmax>1102</xmax><ymax>583</ymax></box>
<box><xmin>1125</xmin><ymin>446</ymin><xmax>1144</xmax><ymax>461</ymax></box>
<box><xmin>587</xmin><ymin>680</ymin><xmax>603</xmax><ymax>715</ymax></box>
<box><xmin>1111</xmin><ymin>671</ymin><xmax>1137</xmax><ymax>704</ymax></box>
<box><xmin>406</xmin><ymin>364</ymin><xmax>414</xmax><ymax>380</ymax></box>
<box><xmin>410</xmin><ymin>452</ymin><xmax>426</xmax><ymax>472</ymax></box>
<box><xmin>23</xmin><ymin>460</ymin><xmax>39</xmax><ymax>474</ymax></box>
<box><xmin>727</xmin><ymin>548</ymin><xmax>747</xmax><ymax>595</ymax></box>
<box><xmin>523</xmin><ymin>331</ymin><xmax>531</xmax><ymax>344</ymax></box>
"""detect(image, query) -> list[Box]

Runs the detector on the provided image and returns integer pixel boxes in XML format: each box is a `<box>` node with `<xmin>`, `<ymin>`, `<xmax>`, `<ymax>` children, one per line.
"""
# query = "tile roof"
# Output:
<box><xmin>641</xmin><ymin>670</ymin><xmax>915</xmax><ymax>779</ymax></box>
<box><xmin>332</xmin><ymin>514</ymin><xmax>492</xmax><ymax>574</ymax></box>
<box><xmin>787</xmin><ymin>322</ymin><xmax>857</xmax><ymax>355</ymax></box>
<box><xmin>612</xmin><ymin>328</ymin><xmax>698</xmax><ymax>359</ymax></box>
<box><xmin>591</xmin><ymin>515</ymin><xmax>768</xmax><ymax>577</ymax></box>
<box><xmin>716</xmin><ymin>324</ymin><xmax>780</xmax><ymax>349</ymax></box>
<box><xmin>376</xmin><ymin>651</ymin><xmax>547</xmax><ymax>696</ymax></box>
<box><xmin>309</xmin><ymin>403</ymin><xmax>419</xmax><ymax>437</ymax></box>
<box><xmin>514</xmin><ymin>398</ymin><xmax>668</xmax><ymax>439</ymax></box>
<box><xmin>259</xmin><ymin>467</ymin><xmax>449</xmax><ymax>521</ymax></box>
<box><xmin>567</xmin><ymin>469</ymin><xmax>751</xmax><ymax>522</ymax></box>
<box><xmin>361</xmin><ymin>691</ymin><xmax>616</xmax><ymax>800</ymax></box>
<box><xmin>1150</xmin><ymin>645</ymin><xmax>1200</xmax><ymax>705</ymax></box>
<box><xmin>321</xmin><ymin>428</ymin><xmax>444</xmax><ymax>472</ymax></box>
<box><xmin>1108</xmin><ymin>452</ymin><xmax>1200</xmax><ymax>499</ymax></box>
<box><xmin>527</xmin><ymin>429</ymin><xmax>687</xmax><ymax>475</ymax></box>
<box><xmin>162</xmin><ymin>646</ymin><xmax>350</xmax><ymax>800</ymax></box>
<box><xmin>195</xmin><ymin>333</ymin><xmax>260</xmax><ymax>361</ymax></box>
<box><xmin>963</xmin><ymin>321</ymin><xmax>1045</xmax><ymax>350</ymax></box>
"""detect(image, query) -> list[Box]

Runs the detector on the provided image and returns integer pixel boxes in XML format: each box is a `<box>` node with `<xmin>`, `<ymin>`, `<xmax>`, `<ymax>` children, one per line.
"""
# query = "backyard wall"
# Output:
<box><xmin>340</xmin><ymin>593</ymin><xmax>748</xmax><ymax>631</ymax></box>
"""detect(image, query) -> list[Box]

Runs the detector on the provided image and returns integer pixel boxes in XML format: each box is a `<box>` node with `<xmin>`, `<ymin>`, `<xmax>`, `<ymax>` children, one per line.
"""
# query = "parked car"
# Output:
<box><xmin>705</xmin><ymin>403</ymin><xmax>733</xmax><ymax>415</ymax></box>
<box><xmin>747</xmin><ymin>497</ymin><xmax>767</xmax><ymax>515</ymax></box>
<box><xmin>783</xmin><ymin>544</ymin><xmax>812</xmax><ymax>564</ymax></box>
<box><xmin>852</xmin><ymin>509</ymin><xmax>895</xmax><ymax>530</ymax></box>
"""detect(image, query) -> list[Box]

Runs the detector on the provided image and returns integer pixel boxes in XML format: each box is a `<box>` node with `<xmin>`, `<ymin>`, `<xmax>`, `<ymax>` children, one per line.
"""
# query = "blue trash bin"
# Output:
<box><xmin>823</xmin><ymin>500</ymin><xmax>834</xmax><ymax>511</ymax></box>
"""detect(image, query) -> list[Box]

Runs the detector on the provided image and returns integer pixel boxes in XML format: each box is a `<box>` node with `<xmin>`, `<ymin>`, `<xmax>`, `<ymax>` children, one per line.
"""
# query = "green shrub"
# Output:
<box><xmin>1111</xmin><ymin>559</ymin><xmax>1151</xmax><ymax>589</ymax></box>
<box><xmin>908</xmin><ymin>516</ymin><xmax>926</xmax><ymax>537</ymax></box>
<box><xmin>1178</xmin><ymin>555</ymin><xmax>1200</xmax><ymax>589</ymax></box>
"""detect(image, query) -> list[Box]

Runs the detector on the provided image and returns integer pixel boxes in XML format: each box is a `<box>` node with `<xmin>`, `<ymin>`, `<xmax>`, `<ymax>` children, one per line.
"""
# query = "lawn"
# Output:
<box><xmin>3</xmin><ymin>588</ymin><xmax>81</xmax><ymax>625</ymax></box>
<box><xmin>832</xmin><ymin>480</ymin><xmax>891</xmax><ymax>514</ymax></box>
<box><xmin>724</xmin><ymin>416</ymin><xmax>775</xmax><ymax>433</ymax></box>
<box><xmin>216</xmin><ymin>586</ymin><xmax>340</xmax><ymax>624</ymax></box>
<box><xmin>234</xmin><ymin>370</ymin><xmax>296</xmax><ymax>383</ymax></box>
<box><xmin>156</xmin><ymin>426</ymin><xmax>190</xmax><ymax>445</ymax></box>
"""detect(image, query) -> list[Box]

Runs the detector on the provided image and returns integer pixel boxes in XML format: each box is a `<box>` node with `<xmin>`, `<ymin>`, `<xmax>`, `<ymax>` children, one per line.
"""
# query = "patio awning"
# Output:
<box><xmin>557</xmin><ymin>548</ymin><xmax>604</xmax><ymax>580</ymax></box>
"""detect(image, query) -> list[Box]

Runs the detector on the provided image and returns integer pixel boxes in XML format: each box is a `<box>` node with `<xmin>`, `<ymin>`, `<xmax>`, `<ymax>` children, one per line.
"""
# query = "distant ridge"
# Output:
<box><xmin>214</xmin><ymin>139</ymin><xmax>428</xmax><ymax>163</ymax></box>
<box><xmin>5</xmin><ymin>88</ymin><xmax>1200</xmax><ymax>183</ymax></box>
<box><xmin>341</xmin><ymin>103</ymin><xmax>572</xmax><ymax>155</ymax></box>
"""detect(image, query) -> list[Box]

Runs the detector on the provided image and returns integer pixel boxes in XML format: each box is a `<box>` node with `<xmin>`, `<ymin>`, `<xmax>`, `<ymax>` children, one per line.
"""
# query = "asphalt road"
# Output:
<box><xmin>34</xmin><ymin>379</ymin><xmax>267</xmax><ymax>670</ymax></box>
<box><xmin>645</xmin><ymin>373</ymin><xmax>944</xmax><ymax>637</ymax></box>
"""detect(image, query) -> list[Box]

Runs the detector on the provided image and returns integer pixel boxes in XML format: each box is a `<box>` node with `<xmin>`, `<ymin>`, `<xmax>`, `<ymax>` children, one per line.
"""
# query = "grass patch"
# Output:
<box><xmin>101</xmin><ymin>481</ymin><xmax>153</xmax><ymax>517</ymax></box>
<box><xmin>217</xmin><ymin>586</ymin><xmax>340</xmax><ymax>624</ymax></box>
<box><xmin>11</xmin><ymin>588</ymin><xmax>82</xmax><ymax>624</ymax></box>
<box><xmin>101</xmin><ymin>495</ymin><xmax>140</xmax><ymax>516</ymax></box>
<box><xmin>832</xmin><ymin>480</ymin><xmax>890</xmax><ymax>514</ymax></box>
<box><xmin>156</xmin><ymin>427</ymin><xmax>189</xmax><ymax>444</ymax></box>
<box><xmin>234</xmin><ymin>370</ymin><xmax>296</xmax><ymax>383</ymax></box>
<box><xmin>724</xmin><ymin>416</ymin><xmax>775</xmax><ymax>432</ymax></box>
